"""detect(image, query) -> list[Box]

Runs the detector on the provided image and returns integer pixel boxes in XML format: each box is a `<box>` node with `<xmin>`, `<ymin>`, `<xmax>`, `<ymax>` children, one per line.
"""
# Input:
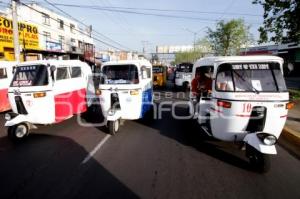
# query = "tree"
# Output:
<box><xmin>207</xmin><ymin>19</ymin><xmax>252</xmax><ymax>56</ymax></box>
<box><xmin>174</xmin><ymin>38</ymin><xmax>213</xmax><ymax>64</ymax></box>
<box><xmin>174</xmin><ymin>50</ymin><xmax>203</xmax><ymax>64</ymax></box>
<box><xmin>253</xmin><ymin>0</ymin><xmax>300</xmax><ymax>44</ymax></box>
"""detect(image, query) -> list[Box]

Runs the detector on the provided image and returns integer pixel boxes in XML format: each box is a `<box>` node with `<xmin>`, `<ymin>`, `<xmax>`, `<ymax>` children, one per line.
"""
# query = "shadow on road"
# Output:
<box><xmin>138</xmin><ymin>104</ymin><xmax>252</xmax><ymax>172</ymax></box>
<box><xmin>0</xmin><ymin>134</ymin><xmax>138</xmax><ymax>199</ymax></box>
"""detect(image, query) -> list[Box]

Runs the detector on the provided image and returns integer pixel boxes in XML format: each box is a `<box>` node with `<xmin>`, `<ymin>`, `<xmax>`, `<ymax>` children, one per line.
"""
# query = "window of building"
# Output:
<box><xmin>58</xmin><ymin>19</ymin><xmax>64</xmax><ymax>29</ymax></box>
<box><xmin>71</xmin><ymin>67</ymin><xmax>82</xmax><ymax>78</ymax></box>
<box><xmin>58</xmin><ymin>35</ymin><xmax>64</xmax><ymax>44</ymax></box>
<box><xmin>78</xmin><ymin>41</ymin><xmax>83</xmax><ymax>49</ymax></box>
<box><xmin>70</xmin><ymin>23</ymin><xmax>75</xmax><ymax>33</ymax></box>
<box><xmin>42</xmin><ymin>13</ymin><xmax>50</xmax><ymax>25</ymax></box>
<box><xmin>56</xmin><ymin>67</ymin><xmax>70</xmax><ymax>80</ymax></box>
<box><xmin>43</xmin><ymin>31</ymin><xmax>51</xmax><ymax>41</ymax></box>
<box><xmin>0</xmin><ymin>68</ymin><xmax>7</xmax><ymax>79</ymax></box>
<box><xmin>70</xmin><ymin>38</ymin><xmax>76</xmax><ymax>47</ymax></box>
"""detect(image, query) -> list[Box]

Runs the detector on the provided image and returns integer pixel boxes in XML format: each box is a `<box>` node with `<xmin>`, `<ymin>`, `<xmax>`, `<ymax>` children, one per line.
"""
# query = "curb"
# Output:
<box><xmin>282</xmin><ymin>126</ymin><xmax>300</xmax><ymax>146</ymax></box>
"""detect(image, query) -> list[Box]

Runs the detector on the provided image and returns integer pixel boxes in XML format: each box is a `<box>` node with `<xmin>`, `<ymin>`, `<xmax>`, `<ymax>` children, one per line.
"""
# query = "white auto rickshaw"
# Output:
<box><xmin>5</xmin><ymin>60</ymin><xmax>94</xmax><ymax>141</ymax></box>
<box><xmin>96</xmin><ymin>60</ymin><xmax>153</xmax><ymax>135</ymax></box>
<box><xmin>191</xmin><ymin>56</ymin><xmax>293</xmax><ymax>172</ymax></box>
<box><xmin>175</xmin><ymin>62</ymin><xmax>193</xmax><ymax>90</ymax></box>
<box><xmin>0</xmin><ymin>61</ymin><xmax>17</xmax><ymax>112</ymax></box>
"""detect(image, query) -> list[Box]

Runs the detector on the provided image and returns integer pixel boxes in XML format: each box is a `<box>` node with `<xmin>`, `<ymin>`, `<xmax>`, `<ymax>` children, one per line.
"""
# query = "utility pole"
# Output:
<box><xmin>183</xmin><ymin>28</ymin><xmax>198</xmax><ymax>52</ymax></box>
<box><xmin>12</xmin><ymin>0</ymin><xmax>20</xmax><ymax>62</ymax></box>
<box><xmin>141</xmin><ymin>40</ymin><xmax>149</xmax><ymax>54</ymax></box>
<box><xmin>22</xmin><ymin>31</ymin><xmax>26</xmax><ymax>61</ymax></box>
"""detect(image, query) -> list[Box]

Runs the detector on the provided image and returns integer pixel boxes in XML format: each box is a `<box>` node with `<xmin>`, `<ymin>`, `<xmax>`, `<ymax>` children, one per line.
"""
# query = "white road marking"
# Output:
<box><xmin>81</xmin><ymin>134</ymin><xmax>111</xmax><ymax>165</ymax></box>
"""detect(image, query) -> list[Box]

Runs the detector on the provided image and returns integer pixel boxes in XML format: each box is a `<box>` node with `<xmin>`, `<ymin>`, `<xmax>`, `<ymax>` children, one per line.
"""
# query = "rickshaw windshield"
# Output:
<box><xmin>153</xmin><ymin>66</ymin><xmax>163</xmax><ymax>73</ymax></box>
<box><xmin>11</xmin><ymin>65</ymin><xmax>49</xmax><ymax>87</ymax></box>
<box><xmin>0</xmin><ymin>68</ymin><xmax>7</xmax><ymax>79</ymax></box>
<box><xmin>102</xmin><ymin>64</ymin><xmax>139</xmax><ymax>84</ymax></box>
<box><xmin>177</xmin><ymin>63</ymin><xmax>193</xmax><ymax>73</ymax></box>
<box><xmin>216</xmin><ymin>62</ymin><xmax>287</xmax><ymax>92</ymax></box>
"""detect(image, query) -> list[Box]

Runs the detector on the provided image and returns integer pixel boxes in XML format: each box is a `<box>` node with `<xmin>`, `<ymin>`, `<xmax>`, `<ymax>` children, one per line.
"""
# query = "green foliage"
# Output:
<box><xmin>253</xmin><ymin>0</ymin><xmax>300</xmax><ymax>44</ymax></box>
<box><xmin>174</xmin><ymin>50</ymin><xmax>204</xmax><ymax>64</ymax></box>
<box><xmin>289</xmin><ymin>89</ymin><xmax>300</xmax><ymax>101</ymax></box>
<box><xmin>207</xmin><ymin>19</ymin><xmax>252</xmax><ymax>56</ymax></box>
<box><xmin>174</xmin><ymin>38</ymin><xmax>212</xmax><ymax>64</ymax></box>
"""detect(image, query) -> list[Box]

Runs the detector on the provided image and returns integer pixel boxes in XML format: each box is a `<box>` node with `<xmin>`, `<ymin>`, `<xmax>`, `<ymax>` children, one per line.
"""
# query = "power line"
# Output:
<box><xmin>44</xmin><ymin>3</ymin><xmax>262</xmax><ymax>25</ymax></box>
<box><xmin>19</xmin><ymin>2</ymin><xmax>126</xmax><ymax>50</ymax></box>
<box><xmin>43</xmin><ymin>0</ymin><xmax>133</xmax><ymax>51</ymax></box>
<box><xmin>50</xmin><ymin>3</ymin><xmax>262</xmax><ymax>17</ymax></box>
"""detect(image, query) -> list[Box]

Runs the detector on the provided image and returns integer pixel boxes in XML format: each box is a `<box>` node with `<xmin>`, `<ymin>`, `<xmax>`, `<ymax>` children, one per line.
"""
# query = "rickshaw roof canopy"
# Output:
<box><xmin>102</xmin><ymin>60</ymin><xmax>152</xmax><ymax>68</ymax></box>
<box><xmin>15</xmin><ymin>60</ymin><xmax>91</xmax><ymax>69</ymax></box>
<box><xmin>194</xmin><ymin>56</ymin><xmax>284</xmax><ymax>72</ymax></box>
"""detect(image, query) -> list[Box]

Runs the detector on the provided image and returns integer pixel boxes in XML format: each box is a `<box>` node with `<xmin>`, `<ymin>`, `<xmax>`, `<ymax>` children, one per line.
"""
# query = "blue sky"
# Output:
<box><xmin>1</xmin><ymin>0</ymin><xmax>264</xmax><ymax>52</ymax></box>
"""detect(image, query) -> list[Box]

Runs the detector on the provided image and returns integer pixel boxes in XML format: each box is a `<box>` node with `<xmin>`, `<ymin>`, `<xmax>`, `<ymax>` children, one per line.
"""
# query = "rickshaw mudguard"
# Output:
<box><xmin>243</xmin><ymin>133</ymin><xmax>277</xmax><ymax>155</ymax></box>
<box><xmin>5</xmin><ymin>114</ymin><xmax>29</xmax><ymax>127</ymax></box>
<box><xmin>107</xmin><ymin>110</ymin><xmax>122</xmax><ymax>121</ymax></box>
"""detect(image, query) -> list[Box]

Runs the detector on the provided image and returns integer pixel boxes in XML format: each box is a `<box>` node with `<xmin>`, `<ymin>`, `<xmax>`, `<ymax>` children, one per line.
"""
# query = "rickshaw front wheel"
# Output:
<box><xmin>8</xmin><ymin>123</ymin><xmax>29</xmax><ymax>142</ymax></box>
<box><xmin>246</xmin><ymin>144</ymin><xmax>271</xmax><ymax>173</ymax></box>
<box><xmin>108</xmin><ymin>120</ymin><xmax>120</xmax><ymax>135</ymax></box>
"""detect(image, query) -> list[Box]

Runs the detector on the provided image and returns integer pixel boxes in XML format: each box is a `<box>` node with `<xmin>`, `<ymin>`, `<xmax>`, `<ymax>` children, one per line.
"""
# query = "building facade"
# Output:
<box><xmin>241</xmin><ymin>43</ymin><xmax>300</xmax><ymax>76</ymax></box>
<box><xmin>0</xmin><ymin>3</ymin><xmax>94</xmax><ymax>63</ymax></box>
<box><xmin>95</xmin><ymin>50</ymin><xmax>139</xmax><ymax>62</ymax></box>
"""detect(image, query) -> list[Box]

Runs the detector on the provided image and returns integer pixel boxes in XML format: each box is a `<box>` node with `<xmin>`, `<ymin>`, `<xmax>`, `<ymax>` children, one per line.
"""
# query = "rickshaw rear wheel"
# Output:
<box><xmin>246</xmin><ymin>144</ymin><xmax>271</xmax><ymax>173</ymax></box>
<box><xmin>7</xmin><ymin>123</ymin><xmax>29</xmax><ymax>142</ymax></box>
<box><xmin>108</xmin><ymin>120</ymin><xmax>120</xmax><ymax>135</ymax></box>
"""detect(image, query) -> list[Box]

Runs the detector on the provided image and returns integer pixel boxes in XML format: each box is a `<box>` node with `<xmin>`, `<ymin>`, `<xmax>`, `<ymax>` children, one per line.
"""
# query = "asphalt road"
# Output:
<box><xmin>1</xmin><ymin>91</ymin><xmax>300</xmax><ymax>199</ymax></box>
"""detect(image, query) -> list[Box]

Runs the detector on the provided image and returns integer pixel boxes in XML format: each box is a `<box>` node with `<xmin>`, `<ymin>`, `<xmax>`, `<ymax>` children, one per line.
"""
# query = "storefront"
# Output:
<box><xmin>0</xmin><ymin>16</ymin><xmax>40</xmax><ymax>61</ymax></box>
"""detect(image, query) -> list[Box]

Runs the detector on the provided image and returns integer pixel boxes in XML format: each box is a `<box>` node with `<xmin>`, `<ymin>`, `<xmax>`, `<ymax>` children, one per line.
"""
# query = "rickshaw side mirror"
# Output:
<box><xmin>50</xmin><ymin>65</ymin><xmax>56</xmax><ymax>82</ymax></box>
<box><xmin>50</xmin><ymin>65</ymin><xmax>56</xmax><ymax>72</ymax></box>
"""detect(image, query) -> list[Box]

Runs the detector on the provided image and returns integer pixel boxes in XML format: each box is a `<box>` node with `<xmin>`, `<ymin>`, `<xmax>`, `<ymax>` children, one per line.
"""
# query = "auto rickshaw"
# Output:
<box><xmin>96</xmin><ymin>60</ymin><xmax>153</xmax><ymax>135</ymax></box>
<box><xmin>190</xmin><ymin>56</ymin><xmax>294</xmax><ymax>172</ymax></box>
<box><xmin>152</xmin><ymin>64</ymin><xmax>167</xmax><ymax>88</ymax></box>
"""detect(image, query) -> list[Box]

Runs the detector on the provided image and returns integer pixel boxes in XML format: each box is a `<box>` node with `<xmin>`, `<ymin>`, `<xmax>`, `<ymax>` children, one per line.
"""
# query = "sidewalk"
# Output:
<box><xmin>281</xmin><ymin>99</ymin><xmax>300</xmax><ymax>148</ymax></box>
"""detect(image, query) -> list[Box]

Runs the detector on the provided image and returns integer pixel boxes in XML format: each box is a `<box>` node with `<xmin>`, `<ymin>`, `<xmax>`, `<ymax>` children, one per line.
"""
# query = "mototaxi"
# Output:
<box><xmin>190</xmin><ymin>56</ymin><xmax>293</xmax><ymax>172</ymax></box>
<box><xmin>96</xmin><ymin>60</ymin><xmax>153</xmax><ymax>135</ymax></box>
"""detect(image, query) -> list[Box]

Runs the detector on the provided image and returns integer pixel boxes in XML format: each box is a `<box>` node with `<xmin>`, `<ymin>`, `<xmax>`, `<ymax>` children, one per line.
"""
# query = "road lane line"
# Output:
<box><xmin>81</xmin><ymin>134</ymin><xmax>111</xmax><ymax>165</ymax></box>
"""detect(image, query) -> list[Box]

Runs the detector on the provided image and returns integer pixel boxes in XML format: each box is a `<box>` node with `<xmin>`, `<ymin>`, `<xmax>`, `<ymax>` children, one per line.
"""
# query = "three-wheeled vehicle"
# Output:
<box><xmin>0</xmin><ymin>61</ymin><xmax>17</xmax><ymax>112</ymax></box>
<box><xmin>191</xmin><ymin>56</ymin><xmax>293</xmax><ymax>172</ymax></box>
<box><xmin>96</xmin><ymin>60</ymin><xmax>153</xmax><ymax>135</ymax></box>
<box><xmin>152</xmin><ymin>64</ymin><xmax>167</xmax><ymax>88</ymax></box>
<box><xmin>175</xmin><ymin>62</ymin><xmax>193</xmax><ymax>90</ymax></box>
<box><xmin>5</xmin><ymin>60</ymin><xmax>94</xmax><ymax>141</ymax></box>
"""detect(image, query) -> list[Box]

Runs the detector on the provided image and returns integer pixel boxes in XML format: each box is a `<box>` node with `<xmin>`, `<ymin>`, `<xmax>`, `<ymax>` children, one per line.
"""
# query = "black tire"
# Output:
<box><xmin>7</xmin><ymin>123</ymin><xmax>29</xmax><ymax>142</ymax></box>
<box><xmin>246</xmin><ymin>144</ymin><xmax>271</xmax><ymax>173</ymax></box>
<box><xmin>144</xmin><ymin>105</ymin><xmax>155</xmax><ymax>121</ymax></box>
<box><xmin>108</xmin><ymin>120</ymin><xmax>119</xmax><ymax>135</ymax></box>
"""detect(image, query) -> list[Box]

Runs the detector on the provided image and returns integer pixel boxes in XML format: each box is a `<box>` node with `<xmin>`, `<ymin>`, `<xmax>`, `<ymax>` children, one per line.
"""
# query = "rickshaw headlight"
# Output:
<box><xmin>33</xmin><ymin>92</ymin><xmax>46</xmax><ymax>98</ymax></box>
<box><xmin>286</xmin><ymin>102</ymin><xmax>295</xmax><ymax>110</ymax></box>
<box><xmin>95</xmin><ymin>89</ymin><xmax>102</xmax><ymax>96</ymax></box>
<box><xmin>130</xmin><ymin>90</ymin><xmax>139</xmax><ymax>95</ymax></box>
<box><xmin>108</xmin><ymin>109</ymin><xmax>115</xmax><ymax>116</ymax></box>
<box><xmin>257</xmin><ymin>133</ymin><xmax>277</xmax><ymax>146</ymax></box>
<box><xmin>4</xmin><ymin>112</ymin><xmax>18</xmax><ymax>121</ymax></box>
<box><xmin>5</xmin><ymin>113</ymin><xmax>11</xmax><ymax>121</ymax></box>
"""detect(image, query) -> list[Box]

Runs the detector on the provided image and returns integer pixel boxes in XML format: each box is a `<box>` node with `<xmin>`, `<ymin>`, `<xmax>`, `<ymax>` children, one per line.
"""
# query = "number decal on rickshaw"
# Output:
<box><xmin>243</xmin><ymin>103</ymin><xmax>252</xmax><ymax>113</ymax></box>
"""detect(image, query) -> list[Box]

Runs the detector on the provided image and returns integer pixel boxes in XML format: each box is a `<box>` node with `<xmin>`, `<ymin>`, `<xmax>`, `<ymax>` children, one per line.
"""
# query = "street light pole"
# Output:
<box><xmin>12</xmin><ymin>0</ymin><xmax>20</xmax><ymax>62</ymax></box>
